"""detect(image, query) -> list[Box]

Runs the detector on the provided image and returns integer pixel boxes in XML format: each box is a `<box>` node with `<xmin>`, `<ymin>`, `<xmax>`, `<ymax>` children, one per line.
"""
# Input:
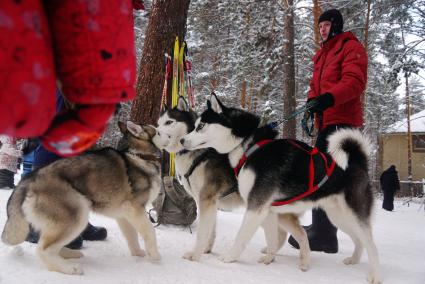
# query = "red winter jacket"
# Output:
<box><xmin>307</xmin><ymin>32</ymin><xmax>368</xmax><ymax>129</ymax></box>
<box><xmin>0</xmin><ymin>1</ymin><xmax>137</xmax><ymax>156</ymax></box>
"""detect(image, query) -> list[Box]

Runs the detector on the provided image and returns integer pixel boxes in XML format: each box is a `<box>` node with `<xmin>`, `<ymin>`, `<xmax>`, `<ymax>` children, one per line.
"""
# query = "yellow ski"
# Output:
<box><xmin>170</xmin><ymin>37</ymin><xmax>180</xmax><ymax>177</ymax></box>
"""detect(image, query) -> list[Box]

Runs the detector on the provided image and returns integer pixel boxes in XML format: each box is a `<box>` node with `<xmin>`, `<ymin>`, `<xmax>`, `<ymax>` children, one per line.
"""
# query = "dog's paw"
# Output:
<box><xmin>367</xmin><ymin>272</ymin><xmax>382</xmax><ymax>284</ymax></box>
<box><xmin>343</xmin><ymin>256</ymin><xmax>360</xmax><ymax>265</ymax></box>
<box><xmin>203</xmin><ymin>247</ymin><xmax>212</xmax><ymax>254</ymax></box>
<box><xmin>182</xmin><ymin>251</ymin><xmax>201</xmax><ymax>261</ymax></box>
<box><xmin>260</xmin><ymin>247</ymin><xmax>268</xmax><ymax>254</ymax></box>
<box><xmin>68</xmin><ymin>264</ymin><xmax>84</xmax><ymax>275</ymax></box>
<box><xmin>299</xmin><ymin>261</ymin><xmax>310</xmax><ymax>272</ymax></box>
<box><xmin>257</xmin><ymin>254</ymin><xmax>275</xmax><ymax>265</ymax></box>
<box><xmin>131</xmin><ymin>248</ymin><xmax>146</xmax><ymax>257</ymax></box>
<box><xmin>52</xmin><ymin>264</ymin><xmax>83</xmax><ymax>275</ymax></box>
<box><xmin>148</xmin><ymin>251</ymin><xmax>161</xmax><ymax>262</ymax></box>
<box><xmin>218</xmin><ymin>254</ymin><xmax>237</xmax><ymax>263</ymax></box>
<box><xmin>59</xmin><ymin>247</ymin><xmax>83</xmax><ymax>259</ymax></box>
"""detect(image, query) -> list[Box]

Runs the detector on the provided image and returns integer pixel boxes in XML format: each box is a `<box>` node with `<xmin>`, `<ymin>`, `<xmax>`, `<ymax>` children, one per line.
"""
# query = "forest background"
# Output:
<box><xmin>98</xmin><ymin>0</ymin><xmax>425</xmax><ymax>184</ymax></box>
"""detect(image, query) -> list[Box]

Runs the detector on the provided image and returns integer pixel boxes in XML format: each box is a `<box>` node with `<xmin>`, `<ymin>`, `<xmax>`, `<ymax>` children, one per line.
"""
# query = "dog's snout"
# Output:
<box><xmin>180</xmin><ymin>138</ymin><xmax>185</xmax><ymax>145</ymax></box>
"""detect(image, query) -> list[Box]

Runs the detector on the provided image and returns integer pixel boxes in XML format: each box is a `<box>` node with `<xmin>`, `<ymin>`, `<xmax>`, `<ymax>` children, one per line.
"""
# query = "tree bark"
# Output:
<box><xmin>282</xmin><ymin>0</ymin><xmax>296</xmax><ymax>138</ymax></box>
<box><xmin>313</xmin><ymin>0</ymin><xmax>322</xmax><ymax>50</ymax></box>
<box><xmin>131</xmin><ymin>0</ymin><xmax>191</xmax><ymax>125</ymax></box>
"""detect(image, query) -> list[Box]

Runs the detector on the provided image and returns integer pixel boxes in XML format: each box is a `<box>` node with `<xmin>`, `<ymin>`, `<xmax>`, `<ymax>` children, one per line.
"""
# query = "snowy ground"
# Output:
<box><xmin>0</xmin><ymin>188</ymin><xmax>424</xmax><ymax>284</ymax></box>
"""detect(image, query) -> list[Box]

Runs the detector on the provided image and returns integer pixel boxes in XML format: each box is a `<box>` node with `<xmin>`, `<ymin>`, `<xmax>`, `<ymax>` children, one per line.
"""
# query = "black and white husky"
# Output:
<box><xmin>181</xmin><ymin>94</ymin><xmax>381</xmax><ymax>284</ymax></box>
<box><xmin>156</xmin><ymin>97</ymin><xmax>304</xmax><ymax>266</ymax></box>
<box><xmin>155</xmin><ymin>97</ymin><xmax>243</xmax><ymax>261</ymax></box>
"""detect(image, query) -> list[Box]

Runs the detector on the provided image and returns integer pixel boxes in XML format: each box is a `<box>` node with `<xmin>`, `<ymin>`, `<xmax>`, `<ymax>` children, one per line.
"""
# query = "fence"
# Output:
<box><xmin>371</xmin><ymin>179</ymin><xmax>425</xmax><ymax>197</ymax></box>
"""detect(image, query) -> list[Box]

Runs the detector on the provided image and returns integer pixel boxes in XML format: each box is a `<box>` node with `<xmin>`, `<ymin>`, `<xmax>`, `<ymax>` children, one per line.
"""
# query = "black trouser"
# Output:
<box><xmin>311</xmin><ymin>124</ymin><xmax>351</xmax><ymax>234</ymax></box>
<box><xmin>382</xmin><ymin>191</ymin><xmax>395</xmax><ymax>211</ymax></box>
<box><xmin>0</xmin><ymin>169</ymin><xmax>14</xmax><ymax>188</ymax></box>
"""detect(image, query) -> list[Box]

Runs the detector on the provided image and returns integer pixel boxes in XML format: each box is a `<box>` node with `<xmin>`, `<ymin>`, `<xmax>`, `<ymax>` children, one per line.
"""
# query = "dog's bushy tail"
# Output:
<box><xmin>2</xmin><ymin>186</ymin><xmax>29</xmax><ymax>245</ymax></box>
<box><xmin>327</xmin><ymin>128</ymin><xmax>371</xmax><ymax>170</ymax></box>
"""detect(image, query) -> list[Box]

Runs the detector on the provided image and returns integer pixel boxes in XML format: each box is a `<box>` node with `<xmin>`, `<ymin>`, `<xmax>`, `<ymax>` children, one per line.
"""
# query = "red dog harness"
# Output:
<box><xmin>233</xmin><ymin>139</ymin><xmax>336</xmax><ymax>206</ymax></box>
<box><xmin>233</xmin><ymin>139</ymin><xmax>274</xmax><ymax>177</ymax></box>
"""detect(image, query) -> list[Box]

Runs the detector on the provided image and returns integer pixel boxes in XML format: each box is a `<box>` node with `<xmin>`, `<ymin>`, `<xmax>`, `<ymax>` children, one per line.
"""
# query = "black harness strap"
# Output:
<box><xmin>181</xmin><ymin>149</ymin><xmax>238</xmax><ymax>199</ymax></box>
<box><xmin>183</xmin><ymin>149</ymin><xmax>215</xmax><ymax>188</ymax></box>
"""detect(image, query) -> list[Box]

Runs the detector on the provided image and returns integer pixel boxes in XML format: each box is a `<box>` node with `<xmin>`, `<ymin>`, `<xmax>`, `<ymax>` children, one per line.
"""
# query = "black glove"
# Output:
<box><xmin>307</xmin><ymin>93</ymin><xmax>334</xmax><ymax>113</ymax></box>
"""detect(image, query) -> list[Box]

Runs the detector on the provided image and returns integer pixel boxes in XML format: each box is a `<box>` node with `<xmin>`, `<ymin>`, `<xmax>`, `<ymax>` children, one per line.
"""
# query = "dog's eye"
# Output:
<box><xmin>196</xmin><ymin>122</ymin><xmax>205</xmax><ymax>132</ymax></box>
<box><xmin>165</xmin><ymin>120</ymin><xmax>173</xmax><ymax>125</ymax></box>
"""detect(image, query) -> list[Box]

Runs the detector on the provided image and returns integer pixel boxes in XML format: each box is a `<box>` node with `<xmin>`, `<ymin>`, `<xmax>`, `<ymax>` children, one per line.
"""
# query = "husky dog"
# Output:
<box><xmin>156</xmin><ymin>97</ymin><xmax>298</xmax><ymax>265</ymax></box>
<box><xmin>155</xmin><ymin>97</ymin><xmax>244</xmax><ymax>261</ymax></box>
<box><xmin>181</xmin><ymin>94</ymin><xmax>381</xmax><ymax>284</ymax></box>
<box><xmin>2</xmin><ymin>121</ymin><xmax>162</xmax><ymax>275</ymax></box>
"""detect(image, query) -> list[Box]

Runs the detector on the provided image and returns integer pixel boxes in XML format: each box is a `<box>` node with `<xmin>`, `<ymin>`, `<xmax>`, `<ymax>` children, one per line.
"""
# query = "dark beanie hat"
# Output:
<box><xmin>318</xmin><ymin>9</ymin><xmax>344</xmax><ymax>40</ymax></box>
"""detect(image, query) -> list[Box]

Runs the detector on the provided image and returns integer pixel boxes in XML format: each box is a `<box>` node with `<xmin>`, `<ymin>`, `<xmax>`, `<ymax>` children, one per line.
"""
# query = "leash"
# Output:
<box><xmin>266</xmin><ymin>100</ymin><xmax>316</xmax><ymax>129</ymax></box>
<box><xmin>266</xmin><ymin>101</ymin><xmax>316</xmax><ymax>137</ymax></box>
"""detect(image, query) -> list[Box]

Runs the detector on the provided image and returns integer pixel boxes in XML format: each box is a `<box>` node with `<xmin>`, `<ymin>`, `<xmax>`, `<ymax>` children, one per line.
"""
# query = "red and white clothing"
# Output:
<box><xmin>0</xmin><ymin>136</ymin><xmax>21</xmax><ymax>173</ymax></box>
<box><xmin>0</xmin><ymin>0</ymin><xmax>138</xmax><ymax>156</ymax></box>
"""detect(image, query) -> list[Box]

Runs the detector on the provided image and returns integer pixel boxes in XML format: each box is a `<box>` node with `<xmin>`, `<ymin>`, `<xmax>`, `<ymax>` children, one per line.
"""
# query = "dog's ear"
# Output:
<box><xmin>160</xmin><ymin>104</ymin><xmax>168</xmax><ymax>115</ymax></box>
<box><xmin>177</xmin><ymin>96</ymin><xmax>189</xmax><ymax>111</ymax></box>
<box><xmin>118</xmin><ymin>121</ymin><xmax>128</xmax><ymax>134</ymax></box>
<box><xmin>143</xmin><ymin>125</ymin><xmax>157</xmax><ymax>138</ymax></box>
<box><xmin>209</xmin><ymin>93</ymin><xmax>223</xmax><ymax>114</ymax></box>
<box><xmin>127</xmin><ymin>121</ymin><xmax>144</xmax><ymax>137</ymax></box>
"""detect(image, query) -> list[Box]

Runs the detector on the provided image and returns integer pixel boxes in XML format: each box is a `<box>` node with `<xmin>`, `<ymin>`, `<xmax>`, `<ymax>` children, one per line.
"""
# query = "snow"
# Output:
<box><xmin>387</xmin><ymin>109</ymin><xmax>425</xmax><ymax>133</ymax></box>
<box><xmin>0</xmin><ymin>188</ymin><xmax>424</xmax><ymax>284</ymax></box>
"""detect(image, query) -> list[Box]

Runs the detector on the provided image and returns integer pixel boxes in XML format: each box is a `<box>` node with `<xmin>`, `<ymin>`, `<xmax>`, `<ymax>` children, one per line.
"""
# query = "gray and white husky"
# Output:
<box><xmin>181</xmin><ymin>94</ymin><xmax>381</xmax><ymax>284</ymax></box>
<box><xmin>2</xmin><ymin>121</ymin><xmax>163</xmax><ymax>275</ymax></box>
<box><xmin>156</xmin><ymin>97</ymin><xmax>302</xmax><ymax>265</ymax></box>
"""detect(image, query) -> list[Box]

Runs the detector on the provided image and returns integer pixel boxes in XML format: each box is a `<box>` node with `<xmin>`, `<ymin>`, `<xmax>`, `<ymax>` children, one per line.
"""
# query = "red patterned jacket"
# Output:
<box><xmin>0</xmin><ymin>1</ymin><xmax>137</xmax><ymax>156</ymax></box>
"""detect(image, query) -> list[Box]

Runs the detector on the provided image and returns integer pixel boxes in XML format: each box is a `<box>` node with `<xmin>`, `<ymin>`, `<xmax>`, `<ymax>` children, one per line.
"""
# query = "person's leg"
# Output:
<box><xmin>0</xmin><ymin>169</ymin><xmax>14</xmax><ymax>189</ymax></box>
<box><xmin>288</xmin><ymin>125</ymin><xmax>348</xmax><ymax>253</ymax></box>
<box><xmin>81</xmin><ymin>223</ymin><xmax>107</xmax><ymax>241</ymax></box>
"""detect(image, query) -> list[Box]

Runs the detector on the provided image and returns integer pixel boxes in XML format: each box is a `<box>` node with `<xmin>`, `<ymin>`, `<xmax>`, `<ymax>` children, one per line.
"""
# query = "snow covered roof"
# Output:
<box><xmin>386</xmin><ymin>109</ymin><xmax>425</xmax><ymax>133</ymax></box>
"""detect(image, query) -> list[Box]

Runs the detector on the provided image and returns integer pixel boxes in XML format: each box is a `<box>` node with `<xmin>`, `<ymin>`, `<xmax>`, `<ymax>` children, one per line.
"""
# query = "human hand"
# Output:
<box><xmin>307</xmin><ymin>93</ymin><xmax>334</xmax><ymax>113</ymax></box>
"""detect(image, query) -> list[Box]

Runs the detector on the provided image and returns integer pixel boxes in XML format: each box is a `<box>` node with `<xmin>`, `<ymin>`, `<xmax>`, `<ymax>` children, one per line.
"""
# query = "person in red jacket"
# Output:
<box><xmin>0</xmin><ymin>1</ymin><xmax>144</xmax><ymax>157</ymax></box>
<box><xmin>288</xmin><ymin>9</ymin><xmax>368</xmax><ymax>253</ymax></box>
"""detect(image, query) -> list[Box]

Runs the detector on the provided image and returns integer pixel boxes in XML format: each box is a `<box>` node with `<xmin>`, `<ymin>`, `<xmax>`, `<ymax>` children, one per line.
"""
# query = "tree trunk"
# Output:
<box><xmin>282</xmin><ymin>0</ymin><xmax>296</xmax><ymax>139</ymax></box>
<box><xmin>362</xmin><ymin>0</ymin><xmax>371</xmax><ymax>111</ymax></box>
<box><xmin>313</xmin><ymin>0</ymin><xmax>322</xmax><ymax>50</ymax></box>
<box><xmin>241</xmin><ymin>80</ymin><xmax>247</xmax><ymax>108</ymax></box>
<box><xmin>131</xmin><ymin>0</ymin><xmax>191</xmax><ymax>125</ymax></box>
<box><xmin>405</xmin><ymin>72</ymin><xmax>413</xmax><ymax>195</ymax></box>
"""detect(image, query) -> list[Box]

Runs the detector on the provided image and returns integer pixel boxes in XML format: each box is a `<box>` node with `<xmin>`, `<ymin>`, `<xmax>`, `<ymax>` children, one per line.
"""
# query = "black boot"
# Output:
<box><xmin>65</xmin><ymin>236</ymin><xmax>83</xmax><ymax>250</ymax></box>
<box><xmin>81</xmin><ymin>223</ymin><xmax>107</xmax><ymax>241</ymax></box>
<box><xmin>288</xmin><ymin>208</ymin><xmax>338</xmax><ymax>253</ymax></box>
<box><xmin>0</xmin><ymin>169</ymin><xmax>14</xmax><ymax>189</ymax></box>
<box><xmin>26</xmin><ymin>226</ymin><xmax>83</xmax><ymax>250</ymax></box>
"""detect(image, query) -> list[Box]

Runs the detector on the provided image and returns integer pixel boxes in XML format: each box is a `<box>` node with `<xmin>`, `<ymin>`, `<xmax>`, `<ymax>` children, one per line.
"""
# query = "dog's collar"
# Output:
<box><xmin>177</xmin><ymin>149</ymin><xmax>190</xmax><ymax>156</ymax></box>
<box><xmin>233</xmin><ymin>139</ymin><xmax>274</xmax><ymax>177</ymax></box>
